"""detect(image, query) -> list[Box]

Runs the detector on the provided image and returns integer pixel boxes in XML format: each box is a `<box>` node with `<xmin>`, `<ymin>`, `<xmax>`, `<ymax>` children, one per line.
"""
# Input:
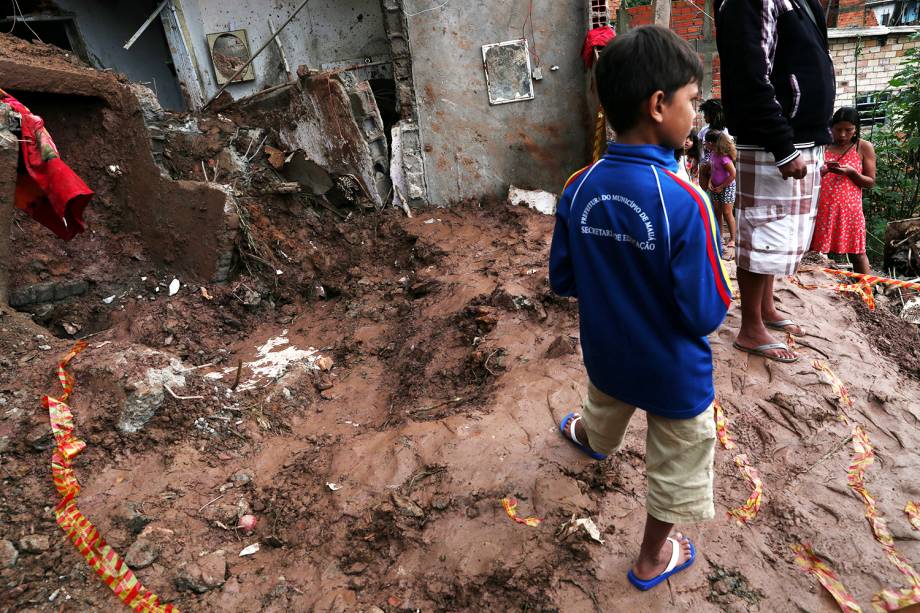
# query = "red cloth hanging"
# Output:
<box><xmin>582</xmin><ymin>26</ymin><xmax>616</xmax><ymax>68</ymax></box>
<box><xmin>2</xmin><ymin>94</ymin><xmax>93</xmax><ymax>240</ymax></box>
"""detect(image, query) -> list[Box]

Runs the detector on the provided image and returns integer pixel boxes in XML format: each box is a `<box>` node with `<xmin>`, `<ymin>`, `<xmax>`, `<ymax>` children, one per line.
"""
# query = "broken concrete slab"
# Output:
<box><xmin>508</xmin><ymin>186</ymin><xmax>557</xmax><ymax>216</ymax></box>
<box><xmin>282</xmin><ymin>150</ymin><xmax>334</xmax><ymax>196</ymax></box>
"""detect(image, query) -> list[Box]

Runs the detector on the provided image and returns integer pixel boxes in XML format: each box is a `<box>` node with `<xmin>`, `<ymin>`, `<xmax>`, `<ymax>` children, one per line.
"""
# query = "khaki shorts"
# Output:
<box><xmin>581</xmin><ymin>382</ymin><xmax>716</xmax><ymax>524</ymax></box>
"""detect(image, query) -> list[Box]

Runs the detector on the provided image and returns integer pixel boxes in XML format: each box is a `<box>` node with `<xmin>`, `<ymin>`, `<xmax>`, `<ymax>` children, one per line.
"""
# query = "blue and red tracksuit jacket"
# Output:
<box><xmin>549</xmin><ymin>143</ymin><xmax>733</xmax><ymax>419</ymax></box>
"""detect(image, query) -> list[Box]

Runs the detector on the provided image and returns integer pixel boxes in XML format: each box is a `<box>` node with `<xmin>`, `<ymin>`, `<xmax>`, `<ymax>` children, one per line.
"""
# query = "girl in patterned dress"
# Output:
<box><xmin>705</xmin><ymin>130</ymin><xmax>737</xmax><ymax>258</ymax></box>
<box><xmin>810</xmin><ymin>107</ymin><xmax>877</xmax><ymax>275</ymax></box>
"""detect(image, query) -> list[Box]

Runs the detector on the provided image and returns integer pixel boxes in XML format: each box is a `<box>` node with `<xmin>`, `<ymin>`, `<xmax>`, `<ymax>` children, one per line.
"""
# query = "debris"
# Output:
<box><xmin>61</xmin><ymin>322</ymin><xmax>81</xmax><ymax>336</ymax></box>
<box><xmin>0</xmin><ymin>540</ymin><xmax>18</xmax><ymax>568</ymax></box>
<box><xmin>316</xmin><ymin>356</ymin><xmax>334</xmax><ymax>372</ymax></box>
<box><xmin>545</xmin><ymin>335</ymin><xmax>577</xmax><ymax>359</ymax></box>
<box><xmin>902</xmin><ymin>296</ymin><xmax>920</xmax><ymax>324</ymax></box>
<box><xmin>201</xmin><ymin>287</ymin><xmax>213</xmax><ymax>301</ymax></box>
<box><xmin>239</xmin><ymin>543</ymin><xmax>260</xmax><ymax>557</ymax></box>
<box><xmin>237</xmin><ymin>515</ymin><xmax>257</xmax><ymax>535</ymax></box>
<box><xmin>501</xmin><ymin>497</ymin><xmax>541</xmax><ymax>527</ymax></box>
<box><xmin>326</xmin><ymin>482</ymin><xmax>343</xmax><ymax>491</ymax></box>
<box><xmin>390</xmin><ymin>492</ymin><xmax>425</xmax><ymax>518</ymax></box>
<box><xmin>168</xmin><ymin>278</ymin><xmax>180</xmax><ymax>296</ymax></box>
<box><xmin>106</xmin><ymin>164</ymin><xmax>123</xmax><ymax>177</ymax></box>
<box><xmin>176</xmin><ymin>551</ymin><xmax>227</xmax><ymax>593</ymax></box>
<box><xmin>558</xmin><ymin>515</ymin><xmax>605</xmax><ymax>544</ymax></box>
<box><xmin>102</xmin><ymin>295</ymin><xmax>116</xmax><ymax>304</ymax></box>
<box><xmin>18</xmin><ymin>534</ymin><xmax>50</xmax><ymax>554</ymax></box>
<box><xmin>508</xmin><ymin>185</ymin><xmax>557</xmax><ymax>216</ymax></box>
<box><xmin>124</xmin><ymin>537</ymin><xmax>160</xmax><ymax>569</ymax></box>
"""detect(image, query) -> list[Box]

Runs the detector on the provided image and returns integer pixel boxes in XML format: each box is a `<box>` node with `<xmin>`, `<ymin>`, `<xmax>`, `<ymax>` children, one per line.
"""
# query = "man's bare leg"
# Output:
<box><xmin>735</xmin><ymin>268</ymin><xmax>796</xmax><ymax>359</ymax></box>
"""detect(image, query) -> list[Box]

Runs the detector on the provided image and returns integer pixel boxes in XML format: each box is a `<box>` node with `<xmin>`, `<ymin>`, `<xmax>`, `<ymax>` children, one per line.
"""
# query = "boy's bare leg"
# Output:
<box><xmin>632</xmin><ymin>515</ymin><xmax>693</xmax><ymax>580</ymax></box>
<box><xmin>562</xmin><ymin>415</ymin><xmax>694</xmax><ymax>580</ymax></box>
<box><xmin>735</xmin><ymin>268</ymin><xmax>796</xmax><ymax>359</ymax></box>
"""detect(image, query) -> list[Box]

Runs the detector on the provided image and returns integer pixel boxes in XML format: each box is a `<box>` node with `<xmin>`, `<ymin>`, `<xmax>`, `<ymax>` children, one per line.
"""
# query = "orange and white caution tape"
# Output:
<box><xmin>501</xmin><ymin>498</ymin><xmax>541</xmax><ymax>528</ymax></box>
<box><xmin>906</xmin><ymin>502</ymin><xmax>920</xmax><ymax>532</ymax></box>
<box><xmin>847</xmin><ymin>426</ymin><xmax>920</xmax><ymax>612</ymax></box>
<box><xmin>792</xmin><ymin>543</ymin><xmax>863</xmax><ymax>613</ymax></box>
<box><xmin>44</xmin><ymin>342</ymin><xmax>179</xmax><ymax>613</ymax></box>
<box><xmin>823</xmin><ymin>269</ymin><xmax>920</xmax><ymax>292</ymax></box>
<box><xmin>714</xmin><ymin>401</ymin><xmax>763</xmax><ymax>524</ymax></box>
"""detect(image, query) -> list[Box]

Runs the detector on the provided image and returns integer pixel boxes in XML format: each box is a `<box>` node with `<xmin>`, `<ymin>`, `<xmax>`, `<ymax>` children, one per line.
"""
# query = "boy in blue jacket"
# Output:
<box><xmin>549</xmin><ymin>26</ymin><xmax>732</xmax><ymax>591</ymax></box>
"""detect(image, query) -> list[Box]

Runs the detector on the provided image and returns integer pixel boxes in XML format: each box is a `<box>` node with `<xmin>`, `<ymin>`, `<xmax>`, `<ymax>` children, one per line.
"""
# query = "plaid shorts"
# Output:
<box><xmin>735</xmin><ymin>146</ymin><xmax>824</xmax><ymax>275</ymax></box>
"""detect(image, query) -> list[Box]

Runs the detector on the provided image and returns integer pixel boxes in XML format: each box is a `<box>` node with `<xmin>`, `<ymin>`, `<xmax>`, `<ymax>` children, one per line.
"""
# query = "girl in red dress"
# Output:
<box><xmin>810</xmin><ymin>107</ymin><xmax>877</xmax><ymax>275</ymax></box>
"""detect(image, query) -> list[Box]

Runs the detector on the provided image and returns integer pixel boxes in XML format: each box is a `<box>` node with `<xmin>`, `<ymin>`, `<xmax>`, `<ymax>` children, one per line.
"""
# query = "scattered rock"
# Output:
<box><xmin>465</xmin><ymin>505</ymin><xmax>480</xmax><ymax>519</ymax></box>
<box><xmin>175</xmin><ymin>551</ymin><xmax>227</xmax><ymax>593</ymax></box>
<box><xmin>0</xmin><ymin>540</ymin><xmax>18</xmax><ymax>568</ymax></box>
<box><xmin>18</xmin><ymin>534</ymin><xmax>50</xmax><ymax>554</ymax></box>
<box><xmin>431</xmin><ymin>496</ymin><xmax>450</xmax><ymax>511</ymax></box>
<box><xmin>230</xmin><ymin>470</ymin><xmax>253</xmax><ymax>486</ymax></box>
<box><xmin>344</xmin><ymin>562</ymin><xmax>368</xmax><ymax>575</ymax></box>
<box><xmin>545</xmin><ymin>335</ymin><xmax>577</xmax><ymax>359</ymax></box>
<box><xmin>125</xmin><ymin>537</ymin><xmax>160</xmax><ymax>569</ymax></box>
<box><xmin>316</xmin><ymin>356</ymin><xmax>334</xmax><ymax>372</ymax></box>
<box><xmin>348</xmin><ymin>575</ymin><xmax>367</xmax><ymax>591</ymax></box>
<box><xmin>390</xmin><ymin>492</ymin><xmax>424</xmax><ymax>519</ymax></box>
<box><xmin>117</xmin><ymin>352</ymin><xmax>188</xmax><ymax>433</ymax></box>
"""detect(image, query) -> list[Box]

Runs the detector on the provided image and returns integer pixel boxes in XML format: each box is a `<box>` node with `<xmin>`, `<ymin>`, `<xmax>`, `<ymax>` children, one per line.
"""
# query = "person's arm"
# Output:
<box><xmin>839</xmin><ymin>140</ymin><xmax>876</xmax><ymax>189</ymax></box>
<box><xmin>716</xmin><ymin>0</ymin><xmax>804</xmax><ymax>176</ymax></box>
<box><xmin>549</xmin><ymin>191</ymin><xmax>577</xmax><ymax>297</ymax></box>
<box><xmin>669</xmin><ymin>187</ymin><xmax>733</xmax><ymax>336</ymax></box>
<box><xmin>723</xmin><ymin>159</ymin><xmax>737</xmax><ymax>184</ymax></box>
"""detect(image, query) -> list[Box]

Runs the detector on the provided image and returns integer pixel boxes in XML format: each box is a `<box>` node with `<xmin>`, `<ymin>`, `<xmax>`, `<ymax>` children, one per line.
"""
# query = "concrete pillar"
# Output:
<box><xmin>0</xmin><ymin>117</ymin><xmax>17</xmax><ymax>306</ymax></box>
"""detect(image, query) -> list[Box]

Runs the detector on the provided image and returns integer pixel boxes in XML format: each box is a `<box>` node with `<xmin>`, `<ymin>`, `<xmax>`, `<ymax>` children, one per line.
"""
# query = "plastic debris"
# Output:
<box><xmin>239</xmin><ymin>543</ymin><xmax>260</xmax><ymax>557</ymax></box>
<box><xmin>326</xmin><ymin>483</ymin><xmax>342</xmax><ymax>491</ymax></box>
<box><xmin>501</xmin><ymin>497</ymin><xmax>541</xmax><ymax>527</ymax></box>
<box><xmin>508</xmin><ymin>186</ymin><xmax>557</xmax><ymax>216</ymax></box>
<box><xmin>168</xmin><ymin>279</ymin><xmax>180</xmax><ymax>296</ymax></box>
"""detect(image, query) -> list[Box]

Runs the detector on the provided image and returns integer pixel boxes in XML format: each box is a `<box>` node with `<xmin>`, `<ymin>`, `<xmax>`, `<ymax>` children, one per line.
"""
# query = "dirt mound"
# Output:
<box><xmin>2</xmin><ymin>196</ymin><xmax>920</xmax><ymax>612</ymax></box>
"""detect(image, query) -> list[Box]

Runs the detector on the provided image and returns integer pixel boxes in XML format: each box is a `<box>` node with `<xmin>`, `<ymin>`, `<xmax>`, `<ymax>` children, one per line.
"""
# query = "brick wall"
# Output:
<box><xmin>830</xmin><ymin>32</ymin><xmax>919</xmax><ymax>107</ymax></box>
<box><xmin>625</xmin><ymin>1</ymin><xmax>721</xmax><ymax>98</ymax></box>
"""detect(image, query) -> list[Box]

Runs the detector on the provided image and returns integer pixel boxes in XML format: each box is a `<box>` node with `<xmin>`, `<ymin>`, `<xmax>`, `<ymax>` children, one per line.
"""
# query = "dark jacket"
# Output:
<box><xmin>715</xmin><ymin>0</ymin><xmax>835</xmax><ymax>166</ymax></box>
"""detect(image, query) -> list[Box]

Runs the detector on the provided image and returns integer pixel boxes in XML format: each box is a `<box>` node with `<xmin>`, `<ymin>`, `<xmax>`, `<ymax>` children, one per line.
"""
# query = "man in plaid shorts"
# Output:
<box><xmin>715</xmin><ymin>0</ymin><xmax>835</xmax><ymax>362</ymax></box>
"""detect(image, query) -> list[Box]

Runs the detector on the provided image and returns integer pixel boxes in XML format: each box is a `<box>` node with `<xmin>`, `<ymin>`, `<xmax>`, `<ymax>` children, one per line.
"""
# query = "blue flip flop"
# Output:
<box><xmin>558</xmin><ymin>412</ymin><xmax>607</xmax><ymax>461</ymax></box>
<box><xmin>627</xmin><ymin>537</ymin><xmax>696</xmax><ymax>591</ymax></box>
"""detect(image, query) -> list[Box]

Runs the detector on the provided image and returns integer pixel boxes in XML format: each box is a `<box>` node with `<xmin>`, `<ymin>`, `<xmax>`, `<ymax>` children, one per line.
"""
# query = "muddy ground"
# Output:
<box><xmin>2</xmin><ymin>183</ymin><xmax>920</xmax><ymax>613</ymax></box>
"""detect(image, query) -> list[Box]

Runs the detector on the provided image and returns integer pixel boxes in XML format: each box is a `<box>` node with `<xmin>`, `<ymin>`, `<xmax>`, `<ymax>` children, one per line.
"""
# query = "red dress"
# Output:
<box><xmin>810</xmin><ymin>146</ymin><xmax>865</xmax><ymax>255</ymax></box>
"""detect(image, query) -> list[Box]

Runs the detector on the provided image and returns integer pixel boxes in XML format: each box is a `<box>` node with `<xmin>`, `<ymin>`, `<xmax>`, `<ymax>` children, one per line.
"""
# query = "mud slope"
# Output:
<box><xmin>2</xmin><ymin>201</ymin><xmax>920</xmax><ymax>613</ymax></box>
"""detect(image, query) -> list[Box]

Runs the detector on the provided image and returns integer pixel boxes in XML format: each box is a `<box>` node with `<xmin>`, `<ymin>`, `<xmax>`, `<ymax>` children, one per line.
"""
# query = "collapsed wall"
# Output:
<box><xmin>0</xmin><ymin>34</ymin><xmax>239</xmax><ymax>310</ymax></box>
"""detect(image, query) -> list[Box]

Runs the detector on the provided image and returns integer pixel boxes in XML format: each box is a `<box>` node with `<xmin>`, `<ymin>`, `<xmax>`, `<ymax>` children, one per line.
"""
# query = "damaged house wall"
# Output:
<box><xmin>403</xmin><ymin>0</ymin><xmax>590</xmax><ymax>205</ymax></box>
<box><xmin>0</xmin><ymin>35</ymin><xmax>239</xmax><ymax>299</ymax></box>
<box><xmin>38</xmin><ymin>0</ymin><xmax>186</xmax><ymax>111</ymax></box>
<box><xmin>169</xmin><ymin>0</ymin><xmax>392</xmax><ymax>103</ymax></box>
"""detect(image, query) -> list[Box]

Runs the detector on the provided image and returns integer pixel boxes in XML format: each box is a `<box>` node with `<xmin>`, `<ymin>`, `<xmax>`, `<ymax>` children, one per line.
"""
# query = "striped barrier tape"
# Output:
<box><xmin>44</xmin><ymin>342</ymin><xmax>179</xmax><ymax>613</ymax></box>
<box><xmin>823</xmin><ymin>269</ymin><xmax>920</xmax><ymax>292</ymax></box>
<box><xmin>847</xmin><ymin>426</ymin><xmax>920</xmax><ymax>612</ymax></box>
<box><xmin>793</xmin><ymin>543</ymin><xmax>863</xmax><ymax>613</ymax></box>
<box><xmin>501</xmin><ymin>497</ymin><xmax>541</xmax><ymax>527</ymax></box>
<box><xmin>714</xmin><ymin>402</ymin><xmax>763</xmax><ymax>524</ymax></box>
<box><xmin>907</xmin><ymin>502</ymin><xmax>920</xmax><ymax>532</ymax></box>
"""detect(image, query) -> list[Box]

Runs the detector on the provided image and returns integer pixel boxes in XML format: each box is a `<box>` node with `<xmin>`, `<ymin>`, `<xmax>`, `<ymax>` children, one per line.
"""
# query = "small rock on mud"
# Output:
<box><xmin>176</xmin><ymin>551</ymin><xmax>227</xmax><ymax>594</ymax></box>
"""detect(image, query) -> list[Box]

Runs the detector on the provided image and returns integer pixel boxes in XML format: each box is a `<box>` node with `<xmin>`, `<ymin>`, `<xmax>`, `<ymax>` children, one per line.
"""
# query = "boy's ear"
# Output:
<box><xmin>647</xmin><ymin>90</ymin><xmax>666</xmax><ymax>125</ymax></box>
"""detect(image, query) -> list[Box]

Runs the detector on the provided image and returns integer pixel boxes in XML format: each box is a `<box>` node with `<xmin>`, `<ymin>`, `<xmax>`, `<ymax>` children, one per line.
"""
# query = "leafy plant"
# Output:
<box><xmin>863</xmin><ymin>34</ymin><xmax>920</xmax><ymax>259</ymax></box>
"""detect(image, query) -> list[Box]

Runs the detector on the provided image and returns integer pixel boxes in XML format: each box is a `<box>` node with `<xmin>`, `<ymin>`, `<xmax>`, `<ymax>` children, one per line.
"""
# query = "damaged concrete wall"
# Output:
<box><xmin>171</xmin><ymin>0</ymin><xmax>391</xmax><ymax>103</ymax></box>
<box><xmin>52</xmin><ymin>0</ymin><xmax>185</xmax><ymax>111</ymax></box>
<box><xmin>0</xmin><ymin>36</ymin><xmax>239</xmax><ymax>286</ymax></box>
<box><xmin>403</xmin><ymin>0</ymin><xmax>590</xmax><ymax>205</ymax></box>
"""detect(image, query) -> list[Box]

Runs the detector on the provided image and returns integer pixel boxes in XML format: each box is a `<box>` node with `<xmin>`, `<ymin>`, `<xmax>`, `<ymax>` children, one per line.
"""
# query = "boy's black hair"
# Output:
<box><xmin>595</xmin><ymin>26</ymin><xmax>703</xmax><ymax>134</ymax></box>
<box><xmin>831</xmin><ymin>106</ymin><xmax>861</xmax><ymax>143</ymax></box>
<box><xmin>700</xmin><ymin>99</ymin><xmax>726</xmax><ymax>129</ymax></box>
